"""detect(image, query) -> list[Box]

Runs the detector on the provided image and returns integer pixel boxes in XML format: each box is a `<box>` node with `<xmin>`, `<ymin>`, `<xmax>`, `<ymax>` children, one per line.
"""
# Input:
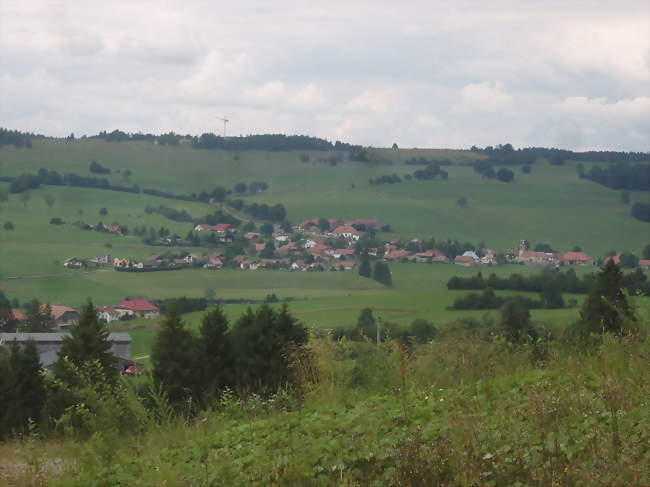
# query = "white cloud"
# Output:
<box><xmin>0</xmin><ymin>1</ymin><xmax>648</xmax><ymax>150</ymax></box>
<box><xmin>456</xmin><ymin>82</ymin><xmax>513</xmax><ymax>114</ymax></box>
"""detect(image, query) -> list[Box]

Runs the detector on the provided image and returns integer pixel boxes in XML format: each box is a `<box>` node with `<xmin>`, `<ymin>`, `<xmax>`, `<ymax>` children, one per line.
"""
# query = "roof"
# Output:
<box><xmin>455</xmin><ymin>255</ymin><xmax>475</xmax><ymax>263</ymax></box>
<box><xmin>11</xmin><ymin>310</ymin><xmax>26</xmax><ymax>321</ymax></box>
<box><xmin>639</xmin><ymin>259</ymin><xmax>650</xmax><ymax>267</ymax></box>
<box><xmin>0</xmin><ymin>332</ymin><xmax>132</xmax><ymax>344</ymax></box>
<box><xmin>332</xmin><ymin>225</ymin><xmax>359</xmax><ymax>235</ymax></box>
<box><xmin>384</xmin><ymin>250</ymin><xmax>410</xmax><ymax>260</ymax></box>
<box><xmin>44</xmin><ymin>305</ymin><xmax>77</xmax><ymax>320</ymax></box>
<box><xmin>562</xmin><ymin>252</ymin><xmax>592</xmax><ymax>262</ymax></box>
<box><xmin>97</xmin><ymin>306</ymin><xmax>119</xmax><ymax>316</ymax></box>
<box><xmin>116</xmin><ymin>299</ymin><xmax>159</xmax><ymax>312</ymax></box>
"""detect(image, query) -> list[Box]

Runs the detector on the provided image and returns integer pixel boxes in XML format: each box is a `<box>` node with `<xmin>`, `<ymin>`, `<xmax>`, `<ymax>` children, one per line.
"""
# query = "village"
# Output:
<box><xmin>62</xmin><ymin>216</ymin><xmax>650</xmax><ymax>275</ymax></box>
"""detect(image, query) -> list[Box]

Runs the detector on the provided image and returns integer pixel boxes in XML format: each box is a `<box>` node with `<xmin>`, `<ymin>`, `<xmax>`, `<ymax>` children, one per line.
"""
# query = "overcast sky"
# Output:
<box><xmin>1</xmin><ymin>1</ymin><xmax>648</xmax><ymax>150</ymax></box>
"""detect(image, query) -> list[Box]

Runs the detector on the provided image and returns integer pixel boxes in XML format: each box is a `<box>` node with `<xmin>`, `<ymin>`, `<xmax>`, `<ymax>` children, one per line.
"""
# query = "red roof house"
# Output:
<box><xmin>561</xmin><ymin>252</ymin><xmax>593</xmax><ymax>265</ymax></box>
<box><xmin>115</xmin><ymin>299</ymin><xmax>159</xmax><ymax>318</ymax></box>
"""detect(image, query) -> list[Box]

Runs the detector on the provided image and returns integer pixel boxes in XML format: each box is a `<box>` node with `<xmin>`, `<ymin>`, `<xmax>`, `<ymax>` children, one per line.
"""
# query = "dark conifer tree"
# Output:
<box><xmin>54</xmin><ymin>299</ymin><xmax>118</xmax><ymax>382</ymax></box>
<box><xmin>358</xmin><ymin>251</ymin><xmax>371</xmax><ymax>278</ymax></box>
<box><xmin>151</xmin><ymin>308</ymin><xmax>198</xmax><ymax>406</ymax></box>
<box><xmin>198</xmin><ymin>306</ymin><xmax>232</xmax><ymax>397</ymax></box>
<box><xmin>578</xmin><ymin>260</ymin><xmax>636</xmax><ymax>336</ymax></box>
<box><xmin>9</xmin><ymin>340</ymin><xmax>45</xmax><ymax>431</ymax></box>
<box><xmin>0</xmin><ymin>349</ymin><xmax>12</xmax><ymax>438</ymax></box>
<box><xmin>499</xmin><ymin>300</ymin><xmax>536</xmax><ymax>344</ymax></box>
<box><xmin>373</xmin><ymin>261</ymin><xmax>393</xmax><ymax>287</ymax></box>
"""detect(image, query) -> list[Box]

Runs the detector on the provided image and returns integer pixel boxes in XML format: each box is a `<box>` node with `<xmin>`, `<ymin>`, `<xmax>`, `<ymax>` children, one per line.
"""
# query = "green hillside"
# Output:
<box><xmin>1</xmin><ymin>139</ymin><xmax>647</xmax><ymax>255</ymax></box>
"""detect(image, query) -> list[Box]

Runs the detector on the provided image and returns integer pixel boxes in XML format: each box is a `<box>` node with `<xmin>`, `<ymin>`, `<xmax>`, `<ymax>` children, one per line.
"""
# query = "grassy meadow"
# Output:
<box><xmin>1</xmin><ymin>139</ymin><xmax>648</xmax><ymax>358</ymax></box>
<box><xmin>1</xmin><ymin>139</ymin><xmax>648</xmax><ymax>255</ymax></box>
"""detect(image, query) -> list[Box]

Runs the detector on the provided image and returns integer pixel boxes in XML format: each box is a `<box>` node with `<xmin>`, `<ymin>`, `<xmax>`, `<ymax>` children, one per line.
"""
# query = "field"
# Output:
<box><xmin>1</xmin><ymin>139</ymin><xmax>648</xmax><ymax>359</ymax></box>
<box><xmin>1</xmin><ymin>139</ymin><xmax>648</xmax><ymax>255</ymax></box>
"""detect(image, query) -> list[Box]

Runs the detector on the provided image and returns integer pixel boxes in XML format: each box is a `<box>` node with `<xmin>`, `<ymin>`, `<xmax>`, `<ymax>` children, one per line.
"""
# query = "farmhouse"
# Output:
<box><xmin>90</xmin><ymin>253</ymin><xmax>112</xmax><ymax>264</ymax></box>
<box><xmin>97</xmin><ymin>306</ymin><xmax>121</xmax><ymax>323</ymax></box>
<box><xmin>454</xmin><ymin>255</ymin><xmax>476</xmax><ymax>267</ymax></box>
<box><xmin>0</xmin><ymin>332</ymin><xmax>133</xmax><ymax>370</ymax></box>
<box><xmin>203</xmin><ymin>255</ymin><xmax>223</xmax><ymax>269</ymax></box>
<box><xmin>45</xmin><ymin>305</ymin><xmax>79</xmax><ymax>329</ymax></box>
<box><xmin>331</xmin><ymin>226</ymin><xmax>362</xmax><ymax>241</ymax></box>
<box><xmin>639</xmin><ymin>260</ymin><xmax>650</xmax><ymax>270</ymax></box>
<box><xmin>115</xmin><ymin>298</ymin><xmax>159</xmax><ymax>319</ymax></box>
<box><xmin>63</xmin><ymin>257</ymin><xmax>83</xmax><ymax>268</ymax></box>
<box><xmin>384</xmin><ymin>249</ymin><xmax>411</xmax><ymax>261</ymax></box>
<box><xmin>517</xmin><ymin>250</ymin><xmax>560</xmax><ymax>266</ymax></box>
<box><xmin>561</xmin><ymin>252</ymin><xmax>593</xmax><ymax>266</ymax></box>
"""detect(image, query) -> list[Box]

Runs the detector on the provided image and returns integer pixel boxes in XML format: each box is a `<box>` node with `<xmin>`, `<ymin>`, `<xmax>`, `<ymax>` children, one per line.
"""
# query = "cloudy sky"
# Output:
<box><xmin>1</xmin><ymin>0</ymin><xmax>648</xmax><ymax>150</ymax></box>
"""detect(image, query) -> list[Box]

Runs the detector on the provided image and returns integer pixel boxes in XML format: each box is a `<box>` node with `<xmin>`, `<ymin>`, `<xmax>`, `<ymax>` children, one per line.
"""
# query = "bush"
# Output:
<box><xmin>49</xmin><ymin>217</ymin><xmax>64</xmax><ymax>225</ymax></box>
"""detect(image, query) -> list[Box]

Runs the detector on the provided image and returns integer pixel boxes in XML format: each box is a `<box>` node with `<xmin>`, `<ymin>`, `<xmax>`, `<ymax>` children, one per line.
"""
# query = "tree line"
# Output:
<box><xmin>578</xmin><ymin>163</ymin><xmax>650</xmax><ymax>191</ymax></box>
<box><xmin>471</xmin><ymin>143</ymin><xmax>649</xmax><ymax>165</ymax></box>
<box><xmin>0</xmin><ymin>128</ymin><xmax>34</xmax><ymax>148</ymax></box>
<box><xmin>447</xmin><ymin>269</ymin><xmax>595</xmax><ymax>294</ymax></box>
<box><xmin>193</xmin><ymin>133</ymin><xmax>361</xmax><ymax>152</ymax></box>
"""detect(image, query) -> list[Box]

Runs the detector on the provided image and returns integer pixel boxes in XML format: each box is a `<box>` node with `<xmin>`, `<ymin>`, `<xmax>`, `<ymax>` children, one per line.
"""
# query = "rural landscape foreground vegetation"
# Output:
<box><xmin>0</xmin><ymin>130</ymin><xmax>649</xmax><ymax>485</ymax></box>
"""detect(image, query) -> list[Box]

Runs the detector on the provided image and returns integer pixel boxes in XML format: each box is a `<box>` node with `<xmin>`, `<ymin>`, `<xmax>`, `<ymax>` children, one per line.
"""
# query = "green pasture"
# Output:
<box><xmin>2</xmin><ymin>140</ymin><xmax>648</xmax><ymax>257</ymax></box>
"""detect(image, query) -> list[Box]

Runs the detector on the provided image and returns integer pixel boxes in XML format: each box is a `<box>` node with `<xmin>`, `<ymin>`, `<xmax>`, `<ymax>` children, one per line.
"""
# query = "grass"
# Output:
<box><xmin>1</xmin><ymin>140</ymin><xmax>648</xmax><ymax>255</ymax></box>
<box><xmin>4</xmin><ymin>330</ymin><xmax>648</xmax><ymax>486</ymax></box>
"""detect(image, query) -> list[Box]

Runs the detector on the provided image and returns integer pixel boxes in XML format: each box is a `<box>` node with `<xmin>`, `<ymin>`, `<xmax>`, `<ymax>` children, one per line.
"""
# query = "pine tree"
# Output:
<box><xmin>499</xmin><ymin>300</ymin><xmax>536</xmax><ymax>344</ymax></box>
<box><xmin>578</xmin><ymin>260</ymin><xmax>636</xmax><ymax>336</ymax></box>
<box><xmin>151</xmin><ymin>308</ymin><xmax>198</xmax><ymax>406</ymax></box>
<box><xmin>9</xmin><ymin>340</ymin><xmax>45</xmax><ymax>432</ymax></box>
<box><xmin>198</xmin><ymin>306</ymin><xmax>232</xmax><ymax>397</ymax></box>
<box><xmin>21</xmin><ymin>298</ymin><xmax>55</xmax><ymax>332</ymax></box>
<box><xmin>356</xmin><ymin>308</ymin><xmax>376</xmax><ymax>337</ymax></box>
<box><xmin>0</xmin><ymin>348</ymin><xmax>12</xmax><ymax>439</ymax></box>
<box><xmin>231</xmin><ymin>304</ymin><xmax>307</xmax><ymax>392</ymax></box>
<box><xmin>358</xmin><ymin>251</ymin><xmax>371</xmax><ymax>278</ymax></box>
<box><xmin>373</xmin><ymin>261</ymin><xmax>393</xmax><ymax>287</ymax></box>
<box><xmin>54</xmin><ymin>299</ymin><xmax>118</xmax><ymax>382</ymax></box>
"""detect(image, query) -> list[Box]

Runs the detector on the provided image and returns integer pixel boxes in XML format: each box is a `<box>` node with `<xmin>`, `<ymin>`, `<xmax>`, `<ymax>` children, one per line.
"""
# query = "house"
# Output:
<box><xmin>276</xmin><ymin>242</ymin><xmax>297</xmax><ymax>255</ymax></box>
<box><xmin>303</xmin><ymin>239</ymin><xmax>320</xmax><ymax>249</ymax></box>
<box><xmin>11</xmin><ymin>310</ymin><xmax>26</xmax><ymax>323</ymax></box>
<box><xmin>113</xmin><ymin>257</ymin><xmax>131</xmax><ymax>268</ymax></box>
<box><xmin>91</xmin><ymin>253</ymin><xmax>112</xmax><ymax>264</ymax></box>
<box><xmin>338</xmin><ymin>261</ymin><xmax>356</xmax><ymax>271</ymax></box>
<box><xmin>194</xmin><ymin>224</ymin><xmax>213</xmax><ymax>232</ymax></box>
<box><xmin>517</xmin><ymin>250</ymin><xmax>559</xmax><ymax>266</ymax></box>
<box><xmin>639</xmin><ymin>260</ymin><xmax>650</xmax><ymax>270</ymax></box>
<box><xmin>331</xmin><ymin>226</ymin><xmax>362</xmax><ymax>241</ymax></box>
<box><xmin>97</xmin><ymin>306</ymin><xmax>121</xmax><ymax>323</ymax></box>
<box><xmin>63</xmin><ymin>257</ymin><xmax>83</xmax><ymax>268</ymax></box>
<box><xmin>415</xmin><ymin>249</ymin><xmax>445</xmax><ymax>262</ymax></box>
<box><xmin>0</xmin><ymin>332</ymin><xmax>134</xmax><ymax>370</ymax></box>
<box><xmin>384</xmin><ymin>249</ymin><xmax>411</xmax><ymax>261</ymax></box>
<box><xmin>106</xmin><ymin>225</ymin><xmax>121</xmax><ymax>234</ymax></box>
<box><xmin>462</xmin><ymin>250</ymin><xmax>480</xmax><ymax>260</ymax></box>
<box><xmin>203</xmin><ymin>255</ymin><xmax>223</xmax><ymax>269</ymax></box>
<box><xmin>170</xmin><ymin>259</ymin><xmax>187</xmax><ymax>267</ymax></box>
<box><xmin>604</xmin><ymin>254</ymin><xmax>621</xmax><ymax>265</ymax></box>
<box><xmin>273</xmin><ymin>234</ymin><xmax>290</xmax><ymax>243</ymax></box>
<box><xmin>561</xmin><ymin>252</ymin><xmax>593</xmax><ymax>266</ymax></box>
<box><xmin>432</xmin><ymin>255</ymin><xmax>449</xmax><ymax>264</ymax></box>
<box><xmin>454</xmin><ymin>255</ymin><xmax>476</xmax><ymax>266</ymax></box>
<box><xmin>184</xmin><ymin>253</ymin><xmax>203</xmax><ymax>264</ymax></box>
<box><xmin>214</xmin><ymin>223</ymin><xmax>237</xmax><ymax>234</ymax></box>
<box><xmin>325</xmin><ymin>248</ymin><xmax>356</xmax><ymax>259</ymax></box>
<box><xmin>240</xmin><ymin>260</ymin><xmax>260</xmax><ymax>270</ymax></box>
<box><xmin>243</xmin><ymin>232</ymin><xmax>260</xmax><ymax>242</ymax></box>
<box><xmin>44</xmin><ymin>305</ymin><xmax>79</xmax><ymax>329</ymax></box>
<box><xmin>290</xmin><ymin>261</ymin><xmax>308</xmax><ymax>271</ymax></box>
<box><xmin>307</xmin><ymin>243</ymin><xmax>330</xmax><ymax>257</ymax></box>
<box><xmin>254</xmin><ymin>242</ymin><xmax>266</xmax><ymax>253</ymax></box>
<box><xmin>115</xmin><ymin>299</ymin><xmax>159</xmax><ymax>319</ymax></box>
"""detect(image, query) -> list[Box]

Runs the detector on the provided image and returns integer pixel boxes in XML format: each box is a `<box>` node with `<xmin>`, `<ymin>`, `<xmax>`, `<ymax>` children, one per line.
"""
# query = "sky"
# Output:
<box><xmin>1</xmin><ymin>0</ymin><xmax>649</xmax><ymax>151</ymax></box>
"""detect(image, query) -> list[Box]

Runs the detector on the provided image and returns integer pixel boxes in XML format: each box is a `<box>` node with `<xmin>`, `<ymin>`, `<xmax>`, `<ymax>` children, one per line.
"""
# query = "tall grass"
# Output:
<box><xmin>5</xmin><ymin>326</ymin><xmax>649</xmax><ymax>486</ymax></box>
